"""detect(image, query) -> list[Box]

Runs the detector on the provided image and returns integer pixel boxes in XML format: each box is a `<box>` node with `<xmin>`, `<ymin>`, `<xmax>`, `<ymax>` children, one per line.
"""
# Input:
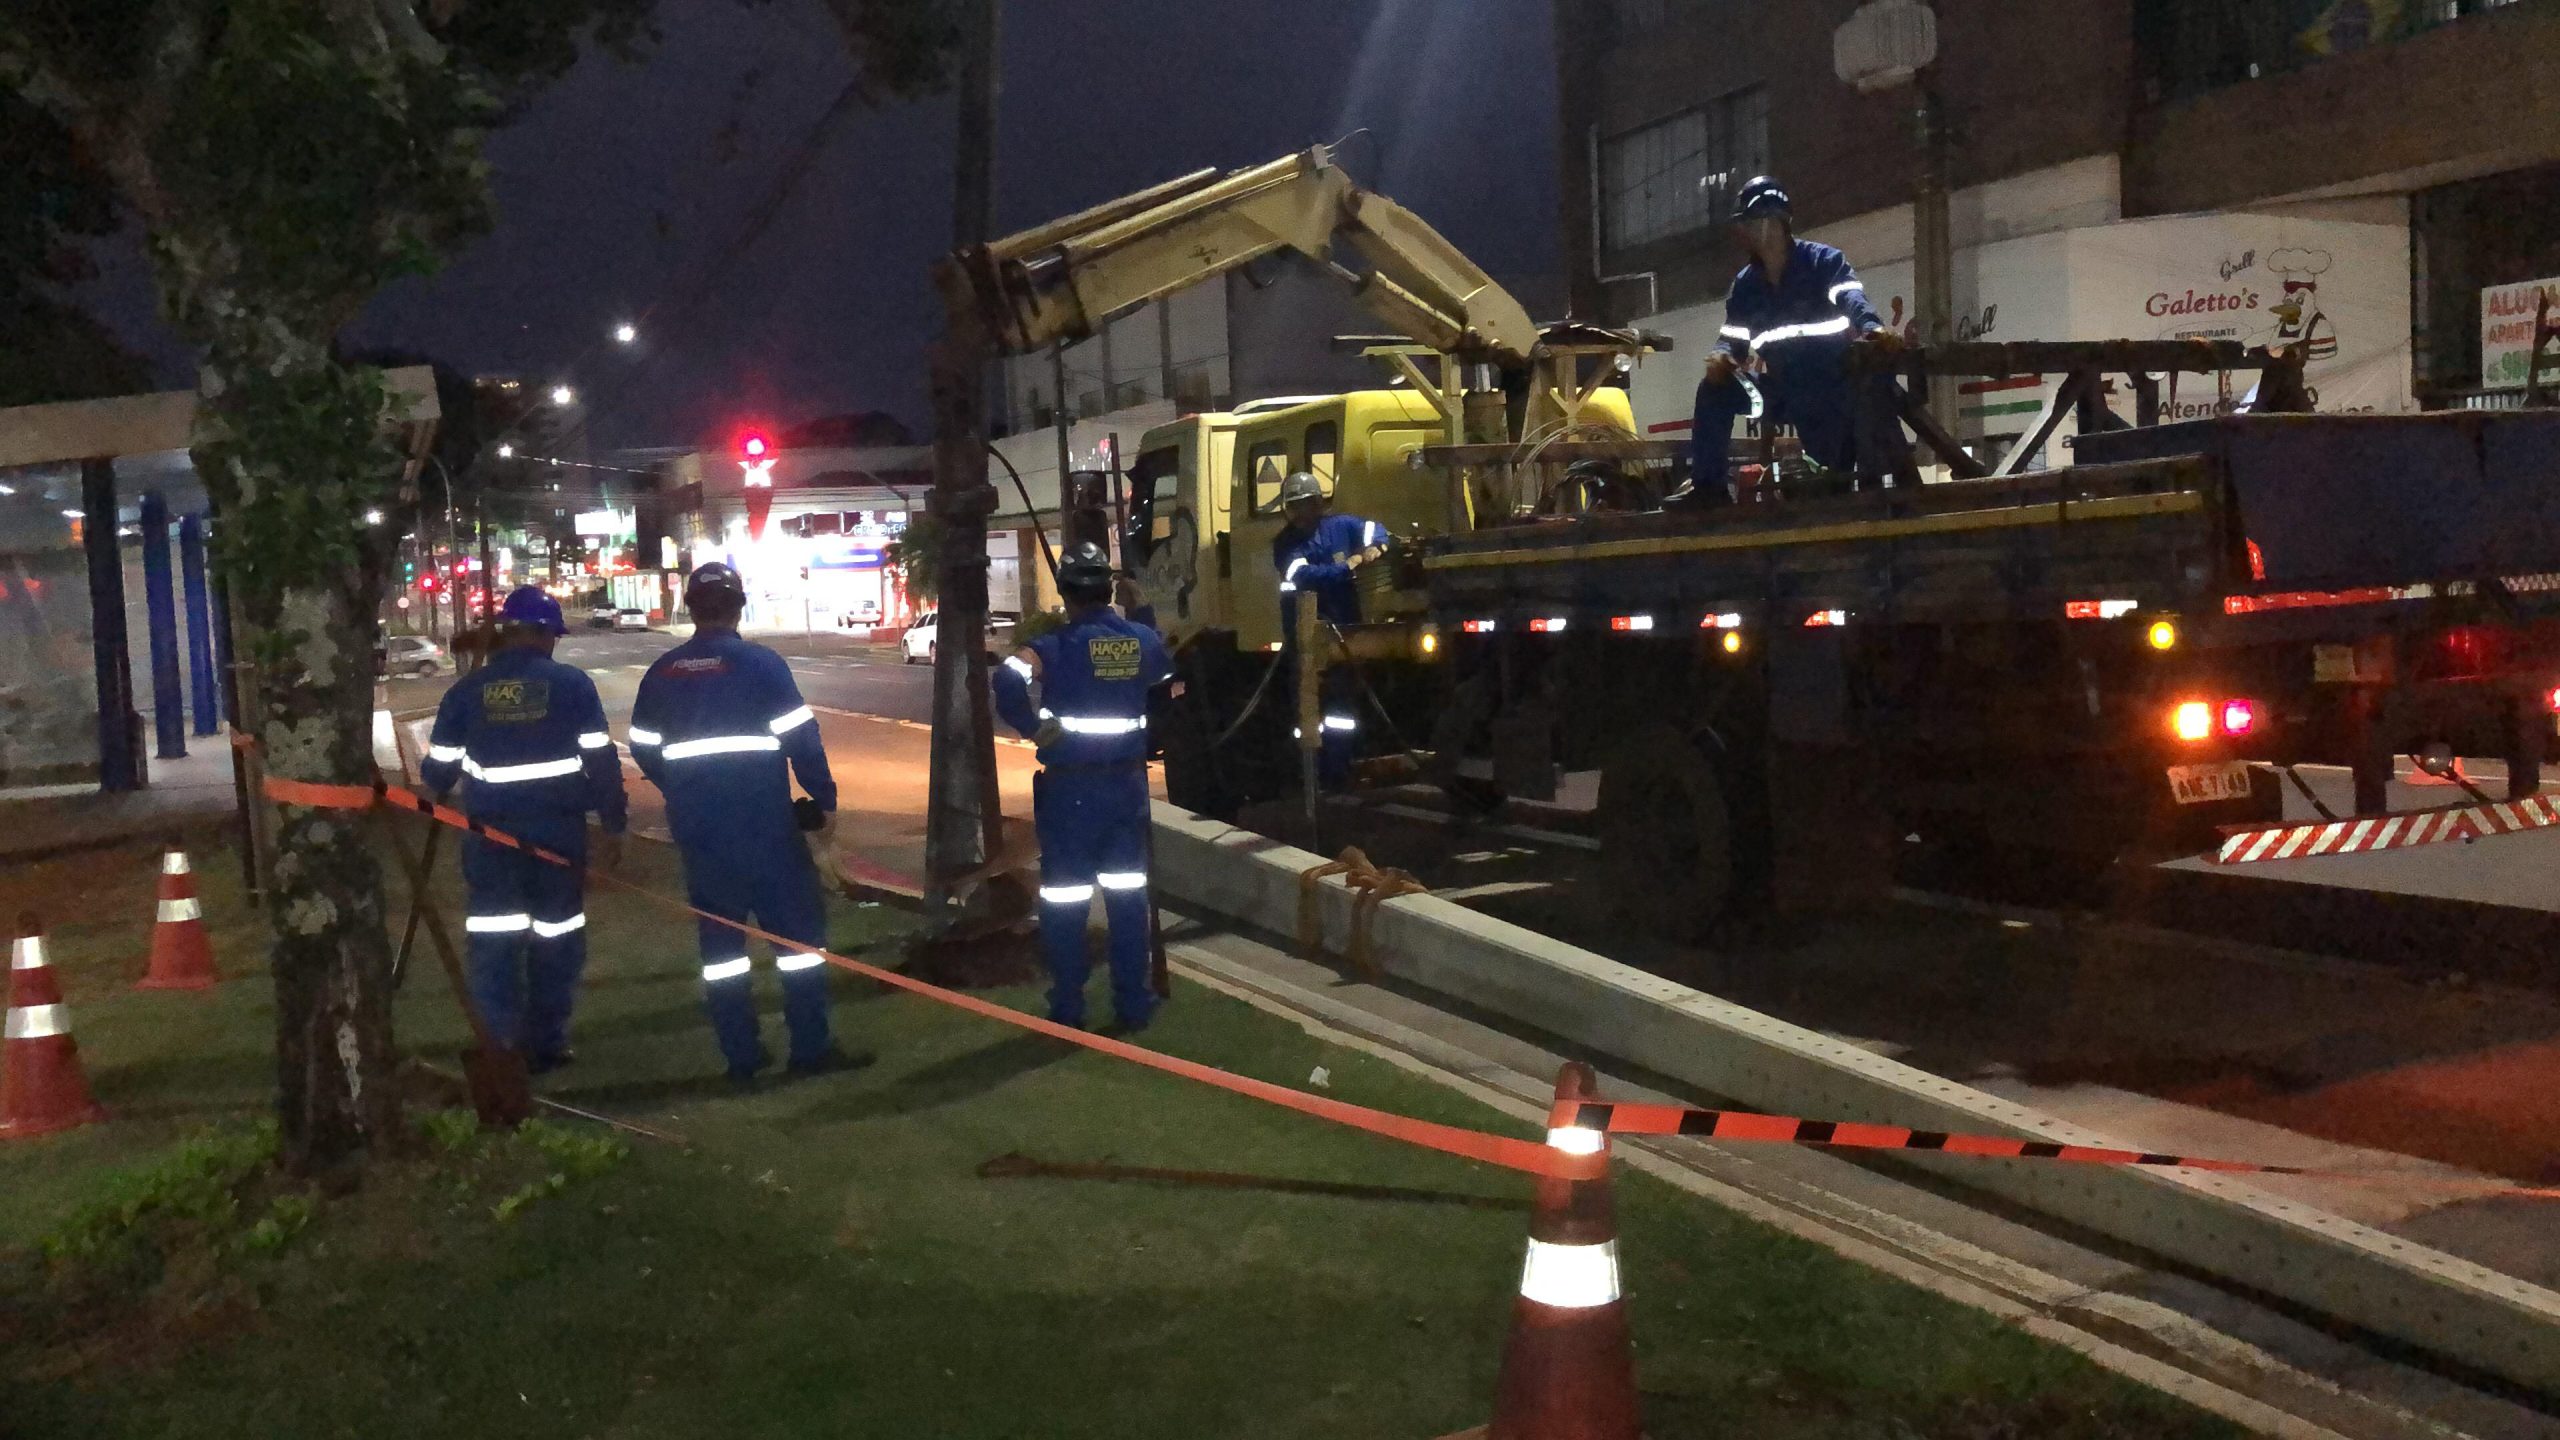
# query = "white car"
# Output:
<box><xmin>378</xmin><ymin>635</ymin><xmax>446</xmax><ymax>677</ymax></box>
<box><xmin>586</xmin><ymin>604</ymin><xmax>618</xmax><ymax>630</ymax></box>
<box><xmin>616</xmin><ymin>608</ymin><xmax>651</xmax><ymax>632</ymax></box>
<box><xmin>901</xmin><ymin>610</ymin><xmax>1018</xmax><ymax>664</ymax></box>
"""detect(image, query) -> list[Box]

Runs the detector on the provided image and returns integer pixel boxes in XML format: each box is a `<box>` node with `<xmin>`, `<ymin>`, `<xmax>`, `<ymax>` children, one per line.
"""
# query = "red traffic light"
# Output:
<box><xmin>419</xmin><ymin>575</ymin><xmax>438</xmax><ymax>591</ymax></box>
<box><xmin>743</xmin><ymin>434</ymin><xmax>768</xmax><ymax>458</ymax></box>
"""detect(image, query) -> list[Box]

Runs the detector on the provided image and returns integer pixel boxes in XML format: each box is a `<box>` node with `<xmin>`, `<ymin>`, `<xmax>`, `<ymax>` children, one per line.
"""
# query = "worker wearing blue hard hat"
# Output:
<box><xmin>1682</xmin><ymin>175</ymin><xmax>1914</xmax><ymax>505</ymax></box>
<box><xmin>630</xmin><ymin>562</ymin><xmax>865</xmax><ymax>1086</ymax></box>
<box><xmin>420</xmin><ymin>585</ymin><xmax>626</xmax><ymax>1071</ymax></box>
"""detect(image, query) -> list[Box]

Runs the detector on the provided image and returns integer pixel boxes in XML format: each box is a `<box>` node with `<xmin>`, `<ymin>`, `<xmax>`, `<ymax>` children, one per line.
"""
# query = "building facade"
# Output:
<box><xmin>1557</xmin><ymin>0</ymin><xmax>2560</xmax><ymax>464</ymax></box>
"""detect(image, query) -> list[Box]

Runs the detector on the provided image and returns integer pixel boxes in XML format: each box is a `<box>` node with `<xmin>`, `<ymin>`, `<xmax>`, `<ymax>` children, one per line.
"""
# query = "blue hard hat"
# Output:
<box><xmin>498</xmin><ymin>585</ymin><xmax>566</xmax><ymax>636</ymax></box>
<box><xmin>1730</xmin><ymin>175</ymin><xmax>1792</xmax><ymax>225</ymax></box>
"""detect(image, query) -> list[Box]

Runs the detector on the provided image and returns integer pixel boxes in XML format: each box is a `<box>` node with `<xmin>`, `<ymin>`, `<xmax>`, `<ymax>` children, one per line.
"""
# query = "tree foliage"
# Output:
<box><xmin>0</xmin><ymin>90</ymin><xmax>149</xmax><ymax>405</ymax></box>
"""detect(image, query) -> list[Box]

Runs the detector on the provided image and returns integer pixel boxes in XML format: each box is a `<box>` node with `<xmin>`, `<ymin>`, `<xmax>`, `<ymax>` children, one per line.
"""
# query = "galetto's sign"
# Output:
<box><xmin>2481</xmin><ymin>276</ymin><xmax>2560</xmax><ymax>390</ymax></box>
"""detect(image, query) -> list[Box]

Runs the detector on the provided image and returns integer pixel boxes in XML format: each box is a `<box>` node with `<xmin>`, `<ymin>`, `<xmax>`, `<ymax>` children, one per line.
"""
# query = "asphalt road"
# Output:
<box><xmin>551</xmin><ymin>626</ymin><xmax>938</xmax><ymax>725</ymax></box>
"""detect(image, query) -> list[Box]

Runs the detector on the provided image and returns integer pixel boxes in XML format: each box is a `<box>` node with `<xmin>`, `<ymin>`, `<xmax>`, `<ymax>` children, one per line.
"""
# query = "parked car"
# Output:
<box><xmin>375</xmin><ymin>635</ymin><xmax>447</xmax><ymax>678</ymax></box>
<box><xmin>616</xmin><ymin>608</ymin><xmax>651</xmax><ymax>632</ymax></box>
<box><xmin>586</xmin><ymin>604</ymin><xmax>619</xmax><ymax>630</ymax></box>
<box><xmin>901</xmin><ymin>610</ymin><xmax>1019</xmax><ymax>664</ymax></box>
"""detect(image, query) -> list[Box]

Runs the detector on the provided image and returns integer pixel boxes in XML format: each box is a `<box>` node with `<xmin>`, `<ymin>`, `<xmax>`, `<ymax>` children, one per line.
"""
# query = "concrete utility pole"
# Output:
<box><xmin>1913</xmin><ymin>80</ymin><xmax>1958</xmax><ymax>434</ymax></box>
<box><xmin>922</xmin><ymin>0</ymin><xmax>1006</xmax><ymax>919</ymax></box>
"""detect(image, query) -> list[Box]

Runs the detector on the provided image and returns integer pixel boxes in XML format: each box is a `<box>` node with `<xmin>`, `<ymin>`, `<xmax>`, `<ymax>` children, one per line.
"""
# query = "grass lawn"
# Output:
<box><xmin>0</xmin><ymin>827</ymin><xmax>2247</xmax><ymax>1439</ymax></box>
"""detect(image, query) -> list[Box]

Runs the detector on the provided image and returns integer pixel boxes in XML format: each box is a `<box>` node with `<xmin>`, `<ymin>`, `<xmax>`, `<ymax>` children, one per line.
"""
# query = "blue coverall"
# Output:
<box><xmin>1274</xmin><ymin>512</ymin><xmax>1384</xmax><ymax>788</ymax></box>
<box><xmin>421</xmin><ymin>646</ymin><xmax>626</xmax><ymax>1062</ymax></box>
<box><xmin>628</xmin><ymin>631</ymin><xmax>837</xmax><ymax>1075</ymax></box>
<box><xmin>1691</xmin><ymin>237</ymin><xmax>1910</xmax><ymax>498</ymax></box>
<box><xmin>993</xmin><ymin>611</ymin><xmax>1173</xmax><ymax>1030</ymax></box>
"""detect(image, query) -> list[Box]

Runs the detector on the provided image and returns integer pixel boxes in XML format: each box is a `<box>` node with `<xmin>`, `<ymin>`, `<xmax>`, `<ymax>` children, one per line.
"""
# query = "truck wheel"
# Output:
<box><xmin>1160</xmin><ymin>691</ymin><xmax>1238</xmax><ymax>822</ymax></box>
<box><xmin>1596</xmin><ymin>725</ymin><xmax>1731</xmax><ymax>943</ymax></box>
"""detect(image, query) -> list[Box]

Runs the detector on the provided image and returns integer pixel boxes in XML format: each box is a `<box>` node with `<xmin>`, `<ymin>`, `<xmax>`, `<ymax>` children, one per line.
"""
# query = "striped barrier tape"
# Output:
<box><xmin>253</xmin><ymin>767</ymin><xmax>2560</xmax><ymax>1201</ymax></box>
<box><xmin>1565</xmin><ymin>1102</ymin><xmax>2560</xmax><ymax>1200</ymax></box>
<box><xmin>2212</xmin><ymin>792</ymin><xmax>2560</xmax><ymax>864</ymax></box>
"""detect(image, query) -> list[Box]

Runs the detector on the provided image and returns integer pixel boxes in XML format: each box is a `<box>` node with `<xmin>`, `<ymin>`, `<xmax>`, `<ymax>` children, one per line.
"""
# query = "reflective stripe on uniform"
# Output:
<box><xmin>769</xmin><ymin>705</ymin><xmax>816</xmax><ymax>734</ymax></box>
<box><xmin>1751</xmin><ymin>315</ymin><xmax>1853</xmax><ymax>348</ymax></box>
<box><xmin>701</xmin><ymin>957</ymin><xmax>752</xmax><ymax>982</ymax></box>
<box><xmin>775</xmin><ymin>952</ymin><xmax>826</xmax><ymax>972</ymax></box>
<box><xmin>1055</xmin><ymin>715</ymin><xmax>1145</xmax><ymax>735</ymax></box>
<box><xmin>578</xmin><ymin>731</ymin><xmax>614</xmax><ymax>750</ymax></box>
<box><xmin>1096</xmin><ymin>871</ymin><xmax>1147</xmax><ymax>891</ymax></box>
<box><xmin>427</xmin><ymin>743</ymin><xmax>468</xmax><ymax>763</ymax></box>
<box><xmin>1827</xmin><ymin>281</ymin><xmax>1864</xmax><ymax>304</ymax></box>
<box><xmin>1362</xmin><ymin>521</ymin><xmax>1381</xmax><ymax>547</ymax></box>
<box><xmin>1719</xmin><ymin>324</ymin><xmax>1752</xmax><ymax>343</ymax></box>
<box><xmin>627</xmin><ymin>727</ymin><xmax>663</xmax><ymax>747</ymax></box>
<box><xmin>465</xmin><ymin>756</ymin><xmax>584</xmax><ymax>784</ymax></box>
<box><xmin>1040</xmin><ymin>883</ymin><xmax>1095</xmax><ymax>904</ymax></box>
<box><xmin>5</xmin><ymin>1003</ymin><xmax>68</xmax><ymax>1040</ymax></box>
<box><xmin>158</xmin><ymin>897</ymin><xmax>201</xmax><ymax>923</ymax></box>
<box><xmin>661</xmin><ymin>735</ymin><xmax>783</xmax><ymax>760</ymax></box>
<box><xmin>1518</xmin><ymin>1238</ymin><xmax>1622</xmax><ymax>1309</ymax></box>
<box><xmin>1003</xmin><ymin>655</ymin><xmax>1036</xmax><ymax>680</ymax></box>
<box><xmin>531</xmin><ymin>914</ymin><xmax>586</xmax><ymax>939</ymax></box>
<box><xmin>466</xmin><ymin>913</ymin><xmax>532</xmax><ymax>934</ymax></box>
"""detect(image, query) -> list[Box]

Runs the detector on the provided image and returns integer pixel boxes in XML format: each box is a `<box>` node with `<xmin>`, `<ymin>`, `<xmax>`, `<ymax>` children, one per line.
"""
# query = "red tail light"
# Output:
<box><xmin>2545</xmin><ymin>685</ymin><xmax>2560</xmax><ymax>714</ymax></box>
<box><xmin>2220</xmin><ymin>699</ymin><xmax>2257</xmax><ymax>736</ymax></box>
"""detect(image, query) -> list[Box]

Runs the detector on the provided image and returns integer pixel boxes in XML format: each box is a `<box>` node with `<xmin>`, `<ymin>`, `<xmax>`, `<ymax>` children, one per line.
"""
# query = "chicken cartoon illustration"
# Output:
<box><xmin>2267</xmin><ymin>248</ymin><xmax>2338</xmax><ymax>361</ymax></box>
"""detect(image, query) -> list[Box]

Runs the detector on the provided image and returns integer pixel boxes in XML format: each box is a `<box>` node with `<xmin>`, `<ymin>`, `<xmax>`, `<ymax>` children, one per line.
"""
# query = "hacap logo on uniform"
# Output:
<box><xmin>1086</xmin><ymin>635</ymin><xmax>1142</xmax><ymax>680</ymax></box>
<box><xmin>481</xmin><ymin>678</ymin><xmax>550</xmax><ymax>723</ymax></box>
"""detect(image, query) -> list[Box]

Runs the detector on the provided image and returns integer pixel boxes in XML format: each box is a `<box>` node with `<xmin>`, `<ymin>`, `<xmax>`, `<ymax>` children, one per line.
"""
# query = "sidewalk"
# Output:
<box><xmin>0</xmin><ymin>743</ymin><xmax>241</xmax><ymax>862</ymax></box>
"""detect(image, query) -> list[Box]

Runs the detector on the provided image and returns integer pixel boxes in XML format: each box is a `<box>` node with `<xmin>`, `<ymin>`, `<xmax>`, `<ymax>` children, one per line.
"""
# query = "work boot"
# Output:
<box><xmin>725</xmin><ymin>1043</ymin><xmax>774</xmax><ymax>1093</ymax></box>
<box><xmin>528</xmin><ymin>1048</ymin><xmax>577</xmax><ymax>1076</ymax></box>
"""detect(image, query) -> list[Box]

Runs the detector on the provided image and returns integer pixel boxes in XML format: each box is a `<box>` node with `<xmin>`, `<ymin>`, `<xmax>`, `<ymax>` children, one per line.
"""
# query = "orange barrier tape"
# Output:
<box><xmin>256</xmin><ymin>770</ymin><xmax>1598</xmax><ymax>1181</ymax></box>
<box><xmin>1567</xmin><ymin>1101</ymin><xmax>2560</xmax><ymax>1200</ymax></box>
<box><xmin>1297</xmin><ymin>848</ymin><xmax>1428</xmax><ymax>979</ymax></box>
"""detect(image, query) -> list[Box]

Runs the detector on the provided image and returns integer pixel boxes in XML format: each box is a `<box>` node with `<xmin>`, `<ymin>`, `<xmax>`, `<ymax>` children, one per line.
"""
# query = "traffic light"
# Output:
<box><xmin>740</xmin><ymin>431</ymin><xmax>777</xmax><ymax>540</ymax></box>
<box><xmin>420</xmin><ymin>573</ymin><xmax>439</xmax><ymax>592</ymax></box>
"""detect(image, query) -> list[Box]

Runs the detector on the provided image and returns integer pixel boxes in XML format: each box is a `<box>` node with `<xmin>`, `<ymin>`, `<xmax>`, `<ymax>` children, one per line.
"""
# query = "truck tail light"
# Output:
<box><xmin>2545</xmin><ymin>685</ymin><xmax>2560</xmax><ymax>713</ymax></box>
<box><xmin>1461</xmin><ymin>619</ymin><xmax>1497</xmax><ymax>635</ymax></box>
<box><xmin>2220</xmin><ymin>699</ymin><xmax>2257</xmax><ymax>736</ymax></box>
<box><xmin>1609</xmin><ymin>614</ymin><xmax>1654</xmax><ymax>632</ymax></box>
<box><xmin>1528</xmin><ymin>617</ymin><xmax>1568</xmax><ymax>634</ymax></box>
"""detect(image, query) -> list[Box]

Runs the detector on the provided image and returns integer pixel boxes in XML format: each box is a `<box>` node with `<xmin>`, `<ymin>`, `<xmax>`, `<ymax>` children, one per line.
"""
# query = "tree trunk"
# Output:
<box><xmin>243</xmin><ymin>574</ymin><xmax>404</xmax><ymax>1173</ymax></box>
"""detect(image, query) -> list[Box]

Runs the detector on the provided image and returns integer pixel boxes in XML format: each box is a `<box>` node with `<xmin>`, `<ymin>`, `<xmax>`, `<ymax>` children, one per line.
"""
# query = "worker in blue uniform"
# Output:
<box><xmin>420</xmin><ymin>586</ymin><xmax>626</xmax><ymax>1072</ymax></box>
<box><xmin>993</xmin><ymin>542</ymin><xmax>1174</xmax><ymax>1033</ymax></box>
<box><xmin>629</xmin><ymin>562</ymin><xmax>861</xmax><ymax>1085</ymax></box>
<box><xmin>1684</xmin><ymin>176</ymin><xmax>1912</xmax><ymax>505</ymax></box>
<box><xmin>1271</xmin><ymin>471</ymin><xmax>1387</xmax><ymax>789</ymax></box>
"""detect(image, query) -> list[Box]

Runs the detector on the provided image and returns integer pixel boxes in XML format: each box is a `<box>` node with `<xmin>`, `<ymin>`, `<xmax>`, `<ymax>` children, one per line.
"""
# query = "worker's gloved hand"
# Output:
<box><xmin>594</xmin><ymin>829</ymin><xmax>625</xmax><ymax>875</ymax></box>
<box><xmin>1703</xmin><ymin>350</ymin><xmax>1742</xmax><ymax>387</ymax></box>
<box><xmin>1857</xmin><ymin>327</ymin><xmax>1907</xmax><ymax>354</ymax></box>
<box><xmin>792</xmin><ymin>796</ymin><xmax>827</xmax><ymax>833</ymax></box>
<box><xmin>1034</xmin><ymin>719</ymin><xmax>1064</xmax><ymax>749</ymax></box>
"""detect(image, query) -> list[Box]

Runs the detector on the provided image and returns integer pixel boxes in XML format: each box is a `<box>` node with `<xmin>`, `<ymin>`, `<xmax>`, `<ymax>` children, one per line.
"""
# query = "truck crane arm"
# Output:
<box><xmin>940</xmin><ymin>145</ymin><xmax>1542</xmax><ymax>369</ymax></box>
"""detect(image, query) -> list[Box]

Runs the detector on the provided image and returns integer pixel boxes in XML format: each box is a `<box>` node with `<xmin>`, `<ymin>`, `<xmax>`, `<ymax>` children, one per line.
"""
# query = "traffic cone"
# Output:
<box><xmin>3</xmin><ymin>914</ymin><xmax>106</xmax><ymax>1140</ymax></box>
<box><xmin>1483</xmin><ymin>1061</ymin><xmax>1641</xmax><ymax>1440</ymax></box>
<box><xmin>137</xmin><ymin>844</ymin><xmax>219</xmax><ymax>991</ymax></box>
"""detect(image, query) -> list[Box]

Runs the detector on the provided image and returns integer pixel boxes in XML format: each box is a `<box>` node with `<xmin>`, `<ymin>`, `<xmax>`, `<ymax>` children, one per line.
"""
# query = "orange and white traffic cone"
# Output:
<box><xmin>3</xmin><ymin>913</ymin><xmax>106</xmax><ymax>1140</ymax></box>
<box><xmin>1482</xmin><ymin>1061</ymin><xmax>1641</xmax><ymax>1440</ymax></box>
<box><xmin>137</xmin><ymin>844</ymin><xmax>218</xmax><ymax>991</ymax></box>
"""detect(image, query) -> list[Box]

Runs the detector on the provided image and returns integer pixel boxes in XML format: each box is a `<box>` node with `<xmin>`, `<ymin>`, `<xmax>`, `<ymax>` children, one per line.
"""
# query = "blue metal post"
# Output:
<box><xmin>179</xmin><ymin>514</ymin><xmax>220</xmax><ymax>736</ymax></box>
<box><xmin>81</xmin><ymin>459</ymin><xmax>141</xmax><ymax>792</ymax></box>
<box><xmin>139</xmin><ymin>491</ymin><xmax>186</xmax><ymax>759</ymax></box>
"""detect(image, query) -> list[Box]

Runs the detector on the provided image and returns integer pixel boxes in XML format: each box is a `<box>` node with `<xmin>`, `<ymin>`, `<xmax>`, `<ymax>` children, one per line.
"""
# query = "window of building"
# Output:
<box><xmin>1601</xmin><ymin>87</ymin><xmax>1767</xmax><ymax>252</ymax></box>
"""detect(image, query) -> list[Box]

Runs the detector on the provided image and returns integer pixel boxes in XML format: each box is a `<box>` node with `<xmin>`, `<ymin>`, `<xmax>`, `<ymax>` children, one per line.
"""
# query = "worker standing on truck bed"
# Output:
<box><xmin>1272</xmin><ymin>471</ymin><xmax>1386</xmax><ymax>789</ymax></box>
<box><xmin>1682</xmin><ymin>175</ymin><xmax>1912</xmax><ymax>505</ymax></box>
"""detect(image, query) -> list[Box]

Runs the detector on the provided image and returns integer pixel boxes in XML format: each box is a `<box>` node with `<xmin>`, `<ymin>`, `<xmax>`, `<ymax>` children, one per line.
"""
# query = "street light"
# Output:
<box><xmin>363</xmin><ymin>508</ymin><xmax>385</xmax><ymax>525</ymax></box>
<box><xmin>613</xmin><ymin>322</ymin><xmax>638</xmax><ymax>345</ymax></box>
<box><xmin>550</xmin><ymin>384</ymin><xmax>576</xmax><ymax>407</ymax></box>
<box><xmin>496</xmin><ymin>442</ymin><xmax>516</xmax><ymax>459</ymax></box>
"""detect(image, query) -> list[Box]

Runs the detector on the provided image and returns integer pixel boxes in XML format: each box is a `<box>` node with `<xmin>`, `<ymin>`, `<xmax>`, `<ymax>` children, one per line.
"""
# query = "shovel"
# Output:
<box><xmin>377</xmin><ymin>811</ymin><xmax>531</xmax><ymax>1127</ymax></box>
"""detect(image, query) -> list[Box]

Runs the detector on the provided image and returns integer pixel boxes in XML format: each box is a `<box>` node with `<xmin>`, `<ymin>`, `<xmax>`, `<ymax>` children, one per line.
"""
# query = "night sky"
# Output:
<box><xmin>83</xmin><ymin>0</ymin><xmax>1561</xmax><ymax>452</ymax></box>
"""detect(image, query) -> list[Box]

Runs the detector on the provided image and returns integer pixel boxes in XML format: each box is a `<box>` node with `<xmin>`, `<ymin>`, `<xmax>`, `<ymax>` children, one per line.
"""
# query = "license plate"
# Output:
<box><xmin>2168</xmin><ymin>761</ymin><xmax>2253</xmax><ymax>805</ymax></box>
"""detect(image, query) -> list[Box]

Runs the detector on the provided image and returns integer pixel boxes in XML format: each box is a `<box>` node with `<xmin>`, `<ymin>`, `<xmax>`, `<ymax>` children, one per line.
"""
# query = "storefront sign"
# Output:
<box><xmin>2481</xmin><ymin>276</ymin><xmax>2560</xmax><ymax>390</ymax></box>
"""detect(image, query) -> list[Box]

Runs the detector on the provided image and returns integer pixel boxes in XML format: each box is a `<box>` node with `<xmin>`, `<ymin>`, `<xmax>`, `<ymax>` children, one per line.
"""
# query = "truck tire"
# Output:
<box><xmin>1596</xmin><ymin>724</ymin><xmax>1732</xmax><ymax>943</ymax></box>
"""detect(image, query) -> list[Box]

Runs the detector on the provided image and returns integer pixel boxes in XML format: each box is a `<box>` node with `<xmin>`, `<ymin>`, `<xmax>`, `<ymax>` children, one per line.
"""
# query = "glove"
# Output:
<box><xmin>1034</xmin><ymin>719</ymin><xmax>1064</xmax><ymax>749</ymax></box>
<box><xmin>792</xmin><ymin>796</ymin><xmax>826</xmax><ymax>833</ymax></box>
<box><xmin>1858</xmin><ymin>327</ymin><xmax>1907</xmax><ymax>354</ymax></box>
<box><xmin>1703</xmin><ymin>351</ymin><xmax>1742</xmax><ymax>386</ymax></box>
